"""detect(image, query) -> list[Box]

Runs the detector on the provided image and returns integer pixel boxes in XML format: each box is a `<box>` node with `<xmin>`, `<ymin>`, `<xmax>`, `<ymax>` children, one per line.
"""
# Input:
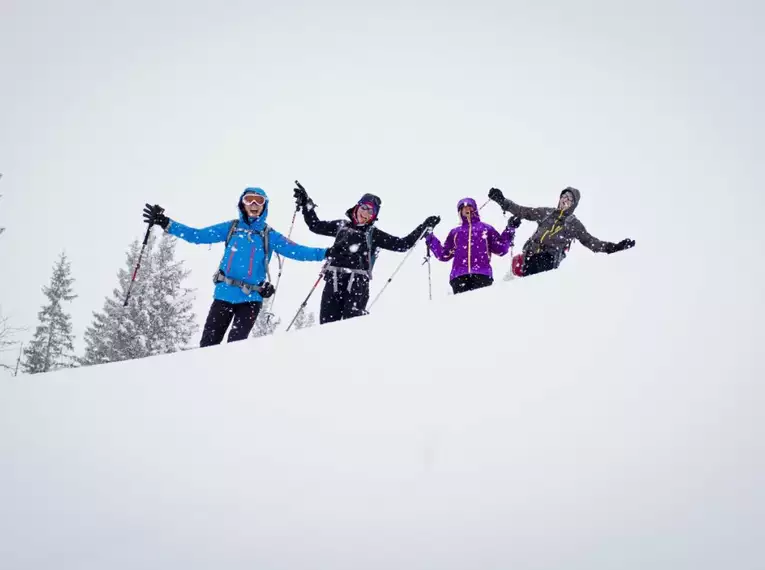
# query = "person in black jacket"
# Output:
<box><xmin>294</xmin><ymin>185</ymin><xmax>440</xmax><ymax>324</ymax></box>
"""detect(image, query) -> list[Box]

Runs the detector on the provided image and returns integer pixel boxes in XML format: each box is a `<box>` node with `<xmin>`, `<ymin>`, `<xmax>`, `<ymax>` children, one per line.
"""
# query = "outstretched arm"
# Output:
<box><xmin>426</xmin><ymin>230</ymin><xmax>456</xmax><ymax>262</ymax></box>
<box><xmin>302</xmin><ymin>206</ymin><xmax>342</xmax><ymax>237</ymax></box>
<box><xmin>374</xmin><ymin>220</ymin><xmax>433</xmax><ymax>252</ymax></box>
<box><xmin>166</xmin><ymin>220</ymin><xmax>232</xmax><ymax>244</ymax></box>
<box><xmin>572</xmin><ymin>220</ymin><xmax>613</xmax><ymax>253</ymax></box>
<box><xmin>269</xmin><ymin>230</ymin><xmax>328</xmax><ymax>262</ymax></box>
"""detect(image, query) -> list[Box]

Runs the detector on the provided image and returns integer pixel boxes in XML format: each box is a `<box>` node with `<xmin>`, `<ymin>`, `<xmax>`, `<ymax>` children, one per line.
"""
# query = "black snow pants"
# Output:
<box><xmin>450</xmin><ymin>273</ymin><xmax>494</xmax><ymax>295</ymax></box>
<box><xmin>200</xmin><ymin>299</ymin><xmax>262</xmax><ymax>347</ymax></box>
<box><xmin>522</xmin><ymin>252</ymin><xmax>559</xmax><ymax>277</ymax></box>
<box><xmin>320</xmin><ymin>270</ymin><xmax>370</xmax><ymax>324</ymax></box>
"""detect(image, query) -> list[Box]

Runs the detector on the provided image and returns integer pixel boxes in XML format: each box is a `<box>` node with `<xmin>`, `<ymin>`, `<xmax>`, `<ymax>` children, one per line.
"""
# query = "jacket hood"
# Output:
<box><xmin>560</xmin><ymin>187</ymin><xmax>581</xmax><ymax>214</ymax></box>
<box><xmin>457</xmin><ymin>197</ymin><xmax>480</xmax><ymax>223</ymax></box>
<box><xmin>239</xmin><ymin>187</ymin><xmax>269</xmax><ymax>227</ymax></box>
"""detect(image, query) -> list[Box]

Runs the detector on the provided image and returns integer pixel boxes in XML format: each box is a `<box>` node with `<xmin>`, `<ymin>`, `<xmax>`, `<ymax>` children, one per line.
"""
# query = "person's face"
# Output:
<box><xmin>460</xmin><ymin>204</ymin><xmax>475</xmax><ymax>219</ymax></box>
<box><xmin>558</xmin><ymin>192</ymin><xmax>574</xmax><ymax>211</ymax></box>
<box><xmin>243</xmin><ymin>193</ymin><xmax>266</xmax><ymax>217</ymax></box>
<box><xmin>356</xmin><ymin>203</ymin><xmax>375</xmax><ymax>224</ymax></box>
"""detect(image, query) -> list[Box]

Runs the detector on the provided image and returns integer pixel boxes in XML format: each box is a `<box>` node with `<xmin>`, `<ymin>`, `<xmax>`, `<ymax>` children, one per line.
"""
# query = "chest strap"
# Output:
<box><xmin>327</xmin><ymin>266</ymin><xmax>369</xmax><ymax>293</ymax></box>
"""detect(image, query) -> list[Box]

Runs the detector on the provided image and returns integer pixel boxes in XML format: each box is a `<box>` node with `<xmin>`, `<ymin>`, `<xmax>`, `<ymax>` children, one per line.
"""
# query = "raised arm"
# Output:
<box><xmin>487</xmin><ymin>224</ymin><xmax>515</xmax><ymax>256</ymax></box>
<box><xmin>488</xmin><ymin>188</ymin><xmax>551</xmax><ymax>222</ymax></box>
<box><xmin>425</xmin><ymin>229</ymin><xmax>457</xmax><ymax>262</ymax></box>
<box><xmin>302</xmin><ymin>206</ymin><xmax>342</xmax><ymax>237</ymax></box>
<box><xmin>269</xmin><ymin>230</ymin><xmax>328</xmax><ymax>262</ymax></box>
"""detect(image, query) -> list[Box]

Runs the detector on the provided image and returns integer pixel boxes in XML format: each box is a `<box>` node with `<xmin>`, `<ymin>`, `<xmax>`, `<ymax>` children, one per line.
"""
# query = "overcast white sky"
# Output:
<box><xmin>1</xmin><ymin>0</ymin><xmax>763</xmax><ymax>357</ymax></box>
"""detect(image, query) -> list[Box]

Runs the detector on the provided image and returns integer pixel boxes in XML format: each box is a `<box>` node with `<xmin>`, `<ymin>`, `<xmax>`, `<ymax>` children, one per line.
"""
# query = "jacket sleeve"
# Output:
<box><xmin>571</xmin><ymin>220</ymin><xmax>612</xmax><ymax>253</ymax></box>
<box><xmin>499</xmin><ymin>198</ymin><xmax>551</xmax><ymax>222</ymax></box>
<box><xmin>426</xmin><ymin>230</ymin><xmax>456</xmax><ymax>262</ymax></box>
<box><xmin>166</xmin><ymin>220</ymin><xmax>232</xmax><ymax>244</ymax></box>
<box><xmin>488</xmin><ymin>225</ymin><xmax>514</xmax><ymax>256</ymax></box>
<box><xmin>269</xmin><ymin>230</ymin><xmax>328</xmax><ymax>262</ymax></box>
<box><xmin>303</xmin><ymin>206</ymin><xmax>341</xmax><ymax>237</ymax></box>
<box><xmin>373</xmin><ymin>223</ymin><xmax>428</xmax><ymax>252</ymax></box>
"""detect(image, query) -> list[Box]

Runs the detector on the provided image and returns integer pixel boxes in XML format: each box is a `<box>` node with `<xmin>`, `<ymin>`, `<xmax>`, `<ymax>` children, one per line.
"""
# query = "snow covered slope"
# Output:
<box><xmin>1</xmin><ymin>256</ymin><xmax>762</xmax><ymax>570</ymax></box>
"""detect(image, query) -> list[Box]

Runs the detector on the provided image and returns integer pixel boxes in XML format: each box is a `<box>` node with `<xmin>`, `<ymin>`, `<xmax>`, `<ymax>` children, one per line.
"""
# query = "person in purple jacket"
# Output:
<box><xmin>425</xmin><ymin>197</ymin><xmax>521</xmax><ymax>294</ymax></box>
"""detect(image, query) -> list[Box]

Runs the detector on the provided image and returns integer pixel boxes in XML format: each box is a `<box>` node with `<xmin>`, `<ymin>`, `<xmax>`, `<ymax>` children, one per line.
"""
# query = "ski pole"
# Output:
<box><xmin>368</xmin><ymin>228</ymin><xmax>429</xmax><ymax>310</ymax></box>
<box><xmin>422</xmin><ymin>239</ymin><xmax>433</xmax><ymax>301</ymax></box>
<box><xmin>480</xmin><ymin>197</ymin><xmax>507</xmax><ymax>217</ymax></box>
<box><xmin>286</xmin><ymin>261</ymin><xmax>329</xmax><ymax>332</ymax></box>
<box><xmin>123</xmin><ymin>215</ymin><xmax>157</xmax><ymax>307</ymax></box>
<box><xmin>269</xmin><ymin>203</ymin><xmax>301</xmax><ymax>318</ymax></box>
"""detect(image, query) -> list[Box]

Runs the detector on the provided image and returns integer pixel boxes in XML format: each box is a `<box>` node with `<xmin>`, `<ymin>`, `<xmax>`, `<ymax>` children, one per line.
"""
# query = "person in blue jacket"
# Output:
<box><xmin>143</xmin><ymin>187</ymin><xmax>329</xmax><ymax>347</ymax></box>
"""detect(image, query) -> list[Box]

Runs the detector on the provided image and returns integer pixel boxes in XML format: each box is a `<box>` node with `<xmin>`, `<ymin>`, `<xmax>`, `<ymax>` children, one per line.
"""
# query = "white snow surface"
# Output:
<box><xmin>1</xmin><ymin>258</ymin><xmax>762</xmax><ymax>570</ymax></box>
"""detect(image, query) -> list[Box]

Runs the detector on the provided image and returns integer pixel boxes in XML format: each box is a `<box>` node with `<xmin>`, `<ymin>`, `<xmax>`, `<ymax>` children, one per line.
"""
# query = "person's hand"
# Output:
<box><xmin>488</xmin><ymin>187</ymin><xmax>505</xmax><ymax>203</ymax></box>
<box><xmin>293</xmin><ymin>186</ymin><xmax>309</xmax><ymax>209</ymax></box>
<box><xmin>142</xmin><ymin>204</ymin><xmax>169</xmax><ymax>229</ymax></box>
<box><xmin>605</xmin><ymin>238</ymin><xmax>635</xmax><ymax>254</ymax></box>
<box><xmin>507</xmin><ymin>216</ymin><xmax>522</xmax><ymax>229</ymax></box>
<box><xmin>259</xmin><ymin>282</ymin><xmax>275</xmax><ymax>298</ymax></box>
<box><xmin>423</xmin><ymin>215</ymin><xmax>441</xmax><ymax>230</ymax></box>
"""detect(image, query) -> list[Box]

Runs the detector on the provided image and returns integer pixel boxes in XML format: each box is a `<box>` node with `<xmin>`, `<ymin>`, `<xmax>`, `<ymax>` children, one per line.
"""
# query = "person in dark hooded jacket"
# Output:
<box><xmin>293</xmin><ymin>184</ymin><xmax>441</xmax><ymax>324</ymax></box>
<box><xmin>488</xmin><ymin>186</ymin><xmax>635</xmax><ymax>277</ymax></box>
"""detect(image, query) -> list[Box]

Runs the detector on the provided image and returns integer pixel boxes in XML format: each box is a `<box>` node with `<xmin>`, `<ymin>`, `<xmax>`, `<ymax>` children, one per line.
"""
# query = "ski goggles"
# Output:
<box><xmin>459</xmin><ymin>202</ymin><xmax>476</xmax><ymax>211</ymax></box>
<box><xmin>242</xmin><ymin>194</ymin><xmax>266</xmax><ymax>206</ymax></box>
<box><xmin>358</xmin><ymin>202</ymin><xmax>378</xmax><ymax>215</ymax></box>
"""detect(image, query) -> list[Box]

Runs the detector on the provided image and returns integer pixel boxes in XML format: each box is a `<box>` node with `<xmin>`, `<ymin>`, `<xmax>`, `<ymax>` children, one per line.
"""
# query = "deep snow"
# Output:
<box><xmin>1</xmin><ymin>255</ymin><xmax>762</xmax><ymax>570</ymax></box>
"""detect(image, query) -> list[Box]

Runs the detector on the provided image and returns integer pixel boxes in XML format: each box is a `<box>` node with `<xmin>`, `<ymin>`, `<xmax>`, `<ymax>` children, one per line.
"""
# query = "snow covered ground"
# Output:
<box><xmin>1</xmin><ymin>255</ymin><xmax>762</xmax><ymax>570</ymax></box>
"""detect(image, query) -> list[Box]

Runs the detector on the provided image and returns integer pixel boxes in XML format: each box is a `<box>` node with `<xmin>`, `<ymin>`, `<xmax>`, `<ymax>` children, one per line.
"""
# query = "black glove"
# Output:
<box><xmin>259</xmin><ymin>282</ymin><xmax>275</xmax><ymax>298</ymax></box>
<box><xmin>489</xmin><ymin>187</ymin><xmax>505</xmax><ymax>204</ymax></box>
<box><xmin>324</xmin><ymin>245</ymin><xmax>337</xmax><ymax>259</ymax></box>
<box><xmin>142</xmin><ymin>204</ymin><xmax>169</xmax><ymax>229</ymax></box>
<box><xmin>507</xmin><ymin>216</ymin><xmax>522</xmax><ymax>229</ymax></box>
<box><xmin>293</xmin><ymin>186</ymin><xmax>308</xmax><ymax>208</ymax></box>
<box><xmin>423</xmin><ymin>215</ymin><xmax>441</xmax><ymax>230</ymax></box>
<box><xmin>605</xmin><ymin>238</ymin><xmax>636</xmax><ymax>254</ymax></box>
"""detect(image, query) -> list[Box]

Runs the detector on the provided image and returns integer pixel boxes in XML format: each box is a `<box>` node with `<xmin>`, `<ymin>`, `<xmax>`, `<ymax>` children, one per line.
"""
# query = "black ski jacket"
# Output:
<box><xmin>302</xmin><ymin>206</ymin><xmax>427</xmax><ymax>274</ymax></box>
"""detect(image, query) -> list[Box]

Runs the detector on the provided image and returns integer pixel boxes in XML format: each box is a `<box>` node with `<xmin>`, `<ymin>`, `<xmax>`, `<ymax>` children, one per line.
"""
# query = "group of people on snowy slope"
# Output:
<box><xmin>142</xmin><ymin>184</ymin><xmax>635</xmax><ymax>347</ymax></box>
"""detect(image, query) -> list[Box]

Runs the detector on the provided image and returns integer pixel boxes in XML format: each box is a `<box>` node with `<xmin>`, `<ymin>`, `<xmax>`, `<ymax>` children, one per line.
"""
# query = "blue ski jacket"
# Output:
<box><xmin>166</xmin><ymin>187</ymin><xmax>328</xmax><ymax>304</ymax></box>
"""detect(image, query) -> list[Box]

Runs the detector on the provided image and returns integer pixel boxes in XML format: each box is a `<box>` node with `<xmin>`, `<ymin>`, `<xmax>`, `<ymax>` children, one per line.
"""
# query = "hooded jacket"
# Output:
<box><xmin>166</xmin><ymin>187</ymin><xmax>327</xmax><ymax>303</ymax></box>
<box><xmin>302</xmin><ymin>200</ymin><xmax>430</xmax><ymax>278</ymax></box>
<box><xmin>425</xmin><ymin>197</ymin><xmax>515</xmax><ymax>281</ymax></box>
<box><xmin>498</xmin><ymin>188</ymin><xmax>613</xmax><ymax>259</ymax></box>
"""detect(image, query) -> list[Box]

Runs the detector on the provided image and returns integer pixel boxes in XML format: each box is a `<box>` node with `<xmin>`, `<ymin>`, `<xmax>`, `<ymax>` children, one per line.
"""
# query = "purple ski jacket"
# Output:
<box><xmin>425</xmin><ymin>197</ymin><xmax>515</xmax><ymax>282</ymax></box>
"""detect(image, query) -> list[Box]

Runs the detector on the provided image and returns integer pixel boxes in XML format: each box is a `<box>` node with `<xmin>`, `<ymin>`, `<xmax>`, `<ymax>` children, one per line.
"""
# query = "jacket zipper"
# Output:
<box><xmin>226</xmin><ymin>245</ymin><xmax>236</xmax><ymax>273</ymax></box>
<box><xmin>247</xmin><ymin>246</ymin><xmax>255</xmax><ymax>278</ymax></box>
<box><xmin>467</xmin><ymin>217</ymin><xmax>473</xmax><ymax>273</ymax></box>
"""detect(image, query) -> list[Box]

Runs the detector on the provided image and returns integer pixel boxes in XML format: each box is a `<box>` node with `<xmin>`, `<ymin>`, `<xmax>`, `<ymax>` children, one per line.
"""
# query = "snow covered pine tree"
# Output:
<box><xmin>22</xmin><ymin>252</ymin><xmax>78</xmax><ymax>374</ymax></box>
<box><xmin>81</xmin><ymin>234</ymin><xmax>197</xmax><ymax>366</ymax></box>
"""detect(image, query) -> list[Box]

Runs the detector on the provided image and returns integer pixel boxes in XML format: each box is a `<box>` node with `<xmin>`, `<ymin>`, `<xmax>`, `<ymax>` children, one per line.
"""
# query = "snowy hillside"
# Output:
<box><xmin>1</xmin><ymin>258</ymin><xmax>762</xmax><ymax>570</ymax></box>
